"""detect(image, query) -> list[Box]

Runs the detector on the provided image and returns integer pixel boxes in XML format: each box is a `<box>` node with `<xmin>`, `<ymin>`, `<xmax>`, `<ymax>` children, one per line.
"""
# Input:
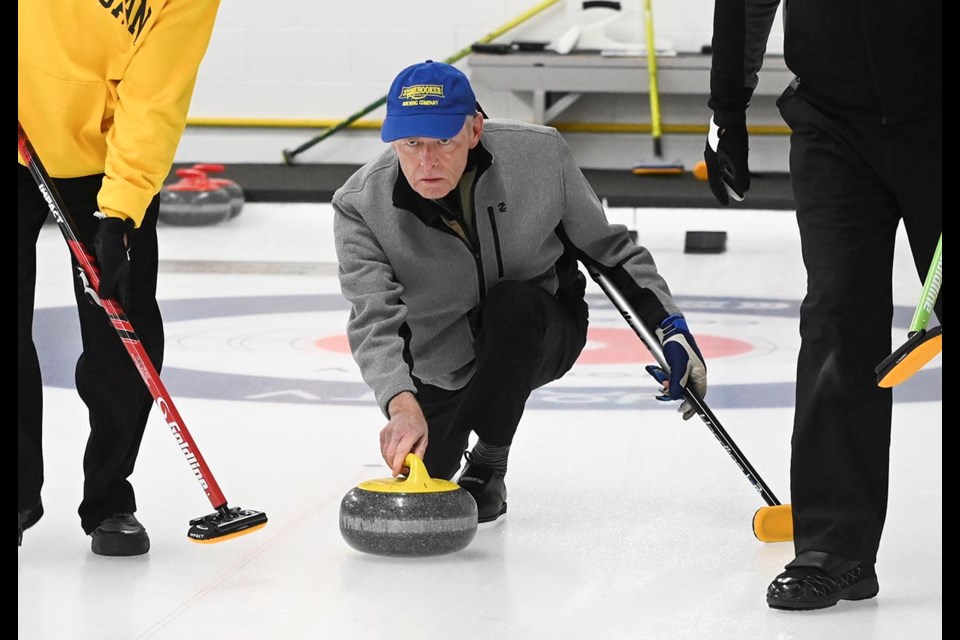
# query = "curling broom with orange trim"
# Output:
<box><xmin>876</xmin><ymin>234</ymin><xmax>942</xmax><ymax>387</ymax></box>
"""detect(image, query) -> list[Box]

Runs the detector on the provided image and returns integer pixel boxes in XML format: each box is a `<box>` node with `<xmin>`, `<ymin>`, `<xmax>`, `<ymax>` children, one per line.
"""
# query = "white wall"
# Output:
<box><xmin>178</xmin><ymin>0</ymin><xmax>788</xmax><ymax>170</ymax></box>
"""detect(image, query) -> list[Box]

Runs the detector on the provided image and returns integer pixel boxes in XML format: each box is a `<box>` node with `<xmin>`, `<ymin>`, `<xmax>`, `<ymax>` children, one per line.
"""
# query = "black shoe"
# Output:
<box><xmin>456</xmin><ymin>456</ymin><xmax>507</xmax><ymax>523</ymax></box>
<box><xmin>767</xmin><ymin>550</ymin><xmax>879</xmax><ymax>611</ymax></box>
<box><xmin>18</xmin><ymin>502</ymin><xmax>44</xmax><ymax>547</ymax></box>
<box><xmin>90</xmin><ymin>514</ymin><xmax>150</xmax><ymax>557</ymax></box>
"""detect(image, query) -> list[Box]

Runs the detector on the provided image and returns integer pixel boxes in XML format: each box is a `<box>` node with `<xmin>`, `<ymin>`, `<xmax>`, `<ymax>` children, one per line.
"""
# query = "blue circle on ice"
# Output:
<box><xmin>34</xmin><ymin>293</ymin><xmax>940</xmax><ymax>409</ymax></box>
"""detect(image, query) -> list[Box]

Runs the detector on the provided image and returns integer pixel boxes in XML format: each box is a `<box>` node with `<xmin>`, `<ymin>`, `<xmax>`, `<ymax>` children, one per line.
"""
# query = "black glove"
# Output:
<box><xmin>92</xmin><ymin>213</ymin><xmax>135</xmax><ymax>305</ymax></box>
<box><xmin>704</xmin><ymin>113</ymin><xmax>749</xmax><ymax>206</ymax></box>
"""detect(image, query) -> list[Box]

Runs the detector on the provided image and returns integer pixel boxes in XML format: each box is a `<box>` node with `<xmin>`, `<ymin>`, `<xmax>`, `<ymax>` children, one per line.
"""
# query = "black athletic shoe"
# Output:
<box><xmin>90</xmin><ymin>514</ymin><xmax>150</xmax><ymax>557</ymax></box>
<box><xmin>18</xmin><ymin>502</ymin><xmax>44</xmax><ymax>547</ymax></box>
<box><xmin>767</xmin><ymin>550</ymin><xmax>879</xmax><ymax>611</ymax></box>
<box><xmin>456</xmin><ymin>454</ymin><xmax>507</xmax><ymax>523</ymax></box>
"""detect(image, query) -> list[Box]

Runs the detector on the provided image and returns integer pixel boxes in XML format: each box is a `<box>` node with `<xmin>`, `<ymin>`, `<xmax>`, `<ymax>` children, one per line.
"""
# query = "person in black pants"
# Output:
<box><xmin>18</xmin><ymin>169</ymin><xmax>163</xmax><ymax>552</ymax></box>
<box><xmin>18</xmin><ymin>0</ymin><xmax>220</xmax><ymax>555</ymax></box>
<box><xmin>704</xmin><ymin>0</ymin><xmax>941</xmax><ymax>611</ymax></box>
<box><xmin>334</xmin><ymin>61</ymin><xmax>707</xmax><ymax>523</ymax></box>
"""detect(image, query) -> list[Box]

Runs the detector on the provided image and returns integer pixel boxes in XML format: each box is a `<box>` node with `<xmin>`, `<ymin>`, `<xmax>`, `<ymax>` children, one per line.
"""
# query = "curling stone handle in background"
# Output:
<box><xmin>190</xmin><ymin>163</ymin><xmax>245</xmax><ymax>219</ymax></box>
<box><xmin>192</xmin><ymin>163</ymin><xmax>226</xmax><ymax>173</ymax></box>
<box><xmin>339</xmin><ymin>454</ymin><xmax>479</xmax><ymax>557</ymax></box>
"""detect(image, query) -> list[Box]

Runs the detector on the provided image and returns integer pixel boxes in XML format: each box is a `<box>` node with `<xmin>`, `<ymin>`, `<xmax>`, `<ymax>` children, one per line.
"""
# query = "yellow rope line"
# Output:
<box><xmin>554</xmin><ymin>122</ymin><xmax>791</xmax><ymax>135</ymax></box>
<box><xmin>187</xmin><ymin>117</ymin><xmax>383</xmax><ymax>130</ymax></box>
<box><xmin>186</xmin><ymin>117</ymin><xmax>790</xmax><ymax>136</ymax></box>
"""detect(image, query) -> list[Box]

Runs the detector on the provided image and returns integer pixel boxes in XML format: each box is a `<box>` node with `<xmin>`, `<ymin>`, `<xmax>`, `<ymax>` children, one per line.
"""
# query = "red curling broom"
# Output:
<box><xmin>18</xmin><ymin>120</ymin><xmax>267</xmax><ymax>544</ymax></box>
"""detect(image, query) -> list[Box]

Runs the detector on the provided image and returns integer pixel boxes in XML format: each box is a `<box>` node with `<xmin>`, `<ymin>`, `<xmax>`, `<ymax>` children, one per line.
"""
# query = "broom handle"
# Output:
<box><xmin>643</xmin><ymin>0</ymin><xmax>663</xmax><ymax>156</ymax></box>
<box><xmin>909</xmin><ymin>234</ymin><xmax>942</xmax><ymax>335</ymax></box>
<box><xmin>586</xmin><ymin>263</ymin><xmax>781</xmax><ymax>506</ymax></box>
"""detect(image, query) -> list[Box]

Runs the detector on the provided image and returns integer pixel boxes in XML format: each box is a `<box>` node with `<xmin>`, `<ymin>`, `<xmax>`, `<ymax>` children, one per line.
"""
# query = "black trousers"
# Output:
<box><xmin>18</xmin><ymin>165</ymin><xmax>164</xmax><ymax>534</ymax></box>
<box><xmin>778</xmin><ymin>87</ymin><xmax>942</xmax><ymax>563</ymax></box>
<box><xmin>418</xmin><ymin>280</ymin><xmax>589</xmax><ymax>480</ymax></box>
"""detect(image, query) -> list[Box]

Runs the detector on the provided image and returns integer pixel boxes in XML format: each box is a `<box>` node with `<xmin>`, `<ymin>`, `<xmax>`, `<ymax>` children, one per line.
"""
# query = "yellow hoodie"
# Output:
<box><xmin>18</xmin><ymin>0</ymin><xmax>220</xmax><ymax>226</ymax></box>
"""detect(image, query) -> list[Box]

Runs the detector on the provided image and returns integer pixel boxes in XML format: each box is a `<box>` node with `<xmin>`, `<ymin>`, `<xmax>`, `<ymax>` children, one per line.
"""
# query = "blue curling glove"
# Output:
<box><xmin>649</xmin><ymin>314</ymin><xmax>707</xmax><ymax>420</ymax></box>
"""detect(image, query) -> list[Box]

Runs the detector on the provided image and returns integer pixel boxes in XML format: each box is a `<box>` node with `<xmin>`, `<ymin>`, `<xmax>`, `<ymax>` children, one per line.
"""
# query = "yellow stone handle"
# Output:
<box><xmin>401</xmin><ymin>453</ymin><xmax>430</xmax><ymax>484</ymax></box>
<box><xmin>357</xmin><ymin>452</ymin><xmax>460</xmax><ymax>493</ymax></box>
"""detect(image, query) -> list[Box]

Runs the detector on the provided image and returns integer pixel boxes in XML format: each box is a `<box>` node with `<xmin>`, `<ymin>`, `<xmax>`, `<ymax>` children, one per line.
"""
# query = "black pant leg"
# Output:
<box><xmin>419</xmin><ymin>280</ymin><xmax>588</xmax><ymax>480</ymax></box>
<box><xmin>58</xmin><ymin>180</ymin><xmax>165</xmax><ymax>533</ymax></box>
<box><xmin>779</xmin><ymin>91</ymin><xmax>902</xmax><ymax>563</ymax></box>
<box><xmin>466</xmin><ymin>280</ymin><xmax>588</xmax><ymax>445</ymax></box>
<box><xmin>18</xmin><ymin>165</ymin><xmax>51</xmax><ymax>514</ymax></box>
<box><xmin>417</xmin><ymin>384</ymin><xmax>472</xmax><ymax>481</ymax></box>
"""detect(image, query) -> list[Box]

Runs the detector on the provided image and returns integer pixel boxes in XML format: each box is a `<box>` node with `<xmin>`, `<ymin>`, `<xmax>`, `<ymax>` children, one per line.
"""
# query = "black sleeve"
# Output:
<box><xmin>708</xmin><ymin>0</ymin><xmax>781</xmax><ymax>121</ymax></box>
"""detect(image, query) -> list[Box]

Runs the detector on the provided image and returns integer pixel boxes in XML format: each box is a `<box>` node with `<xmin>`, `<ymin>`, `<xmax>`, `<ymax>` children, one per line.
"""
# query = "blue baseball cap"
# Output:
<box><xmin>381</xmin><ymin>60</ymin><xmax>477</xmax><ymax>142</ymax></box>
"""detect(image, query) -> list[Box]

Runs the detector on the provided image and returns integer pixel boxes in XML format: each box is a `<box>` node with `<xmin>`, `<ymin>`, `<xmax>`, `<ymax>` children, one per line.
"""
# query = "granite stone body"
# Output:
<box><xmin>159</xmin><ymin>187</ymin><xmax>232</xmax><ymax>226</ymax></box>
<box><xmin>339</xmin><ymin>487</ymin><xmax>478</xmax><ymax>557</ymax></box>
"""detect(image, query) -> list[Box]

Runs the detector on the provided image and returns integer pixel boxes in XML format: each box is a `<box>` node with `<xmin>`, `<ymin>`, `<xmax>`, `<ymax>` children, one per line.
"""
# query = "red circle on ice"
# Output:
<box><xmin>313</xmin><ymin>327</ymin><xmax>752</xmax><ymax>365</ymax></box>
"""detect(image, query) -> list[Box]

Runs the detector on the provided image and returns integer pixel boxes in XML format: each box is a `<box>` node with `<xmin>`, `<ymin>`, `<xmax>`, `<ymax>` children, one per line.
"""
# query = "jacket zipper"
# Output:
<box><xmin>486</xmin><ymin>206</ymin><xmax>504</xmax><ymax>278</ymax></box>
<box><xmin>433</xmin><ymin>221</ymin><xmax>485</xmax><ymax>300</ymax></box>
<box><xmin>467</xmin><ymin>176</ymin><xmax>485</xmax><ymax>299</ymax></box>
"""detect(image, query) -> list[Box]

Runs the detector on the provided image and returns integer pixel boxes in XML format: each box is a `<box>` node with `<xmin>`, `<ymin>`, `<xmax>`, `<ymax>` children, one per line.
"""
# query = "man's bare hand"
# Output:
<box><xmin>380</xmin><ymin>391</ymin><xmax>428</xmax><ymax>476</ymax></box>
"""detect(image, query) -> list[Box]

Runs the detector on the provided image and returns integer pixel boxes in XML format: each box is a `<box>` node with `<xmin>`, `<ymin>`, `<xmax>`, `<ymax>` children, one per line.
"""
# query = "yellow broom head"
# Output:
<box><xmin>753</xmin><ymin>504</ymin><xmax>793</xmax><ymax>543</ymax></box>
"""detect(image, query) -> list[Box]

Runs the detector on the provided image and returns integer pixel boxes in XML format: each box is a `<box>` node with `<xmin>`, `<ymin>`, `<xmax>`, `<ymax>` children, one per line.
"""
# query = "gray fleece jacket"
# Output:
<box><xmin>333</xmin><ymin>120</ymin><xmax>681</xmax><ymax>416</ymax></box>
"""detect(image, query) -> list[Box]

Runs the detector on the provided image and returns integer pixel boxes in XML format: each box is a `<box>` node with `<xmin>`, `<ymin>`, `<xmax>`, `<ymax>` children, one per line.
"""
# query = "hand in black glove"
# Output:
<box><xmin>647</xmin><ymin>314</ymin><xmax>708</xmax><ymax>420</ymax></box>
<box><xmin>92</xmin><ymin>213</ymin><xmax>135</xmax><ymax>305</ymax></box>
<box><xmin>704</xmin><ymin>113</ymin><xmax>750</xmax><ymax>206</ymax></box>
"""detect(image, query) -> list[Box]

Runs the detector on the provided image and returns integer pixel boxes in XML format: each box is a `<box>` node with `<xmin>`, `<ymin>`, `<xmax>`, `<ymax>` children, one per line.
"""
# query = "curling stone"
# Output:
<box><xmin>159</xmin><ymin>168</ymin><xmax>232</xmax><ymax>226</ymax></box>
<box><xmin>192</xmin><ymin>163</ymin><xmax>245</xmax><ymax>218</ymax></box>
<box><xmin>339</xmin><ymin>453</ymin><xmax>478</xmax><ymax>557</ymax></box>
